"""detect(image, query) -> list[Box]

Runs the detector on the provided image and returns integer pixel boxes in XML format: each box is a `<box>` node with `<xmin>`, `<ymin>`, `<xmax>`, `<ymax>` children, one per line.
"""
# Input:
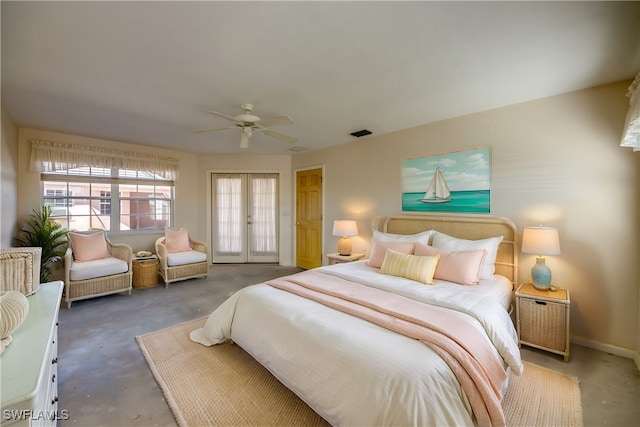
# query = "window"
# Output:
<box><xmin>99</xmin><ymin>191</ymin><xmax>111</xmax><ymax>215</ymax></box>
<box><xmin>44</xmin><ymin>189</ymin><xmax>73</xmax><ymax>207</ymax></box>
<box><xmin>41</xmin><ymin>167</ymin><xmax>173</xmax><ymax>231</ymax></box>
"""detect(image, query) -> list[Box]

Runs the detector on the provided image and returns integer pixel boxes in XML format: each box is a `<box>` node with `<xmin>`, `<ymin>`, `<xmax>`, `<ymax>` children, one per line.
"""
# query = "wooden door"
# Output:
<box><xmin>295</xmin><ymin>168</ymin><xmax>323</xmax><ymax>269</ymax></box>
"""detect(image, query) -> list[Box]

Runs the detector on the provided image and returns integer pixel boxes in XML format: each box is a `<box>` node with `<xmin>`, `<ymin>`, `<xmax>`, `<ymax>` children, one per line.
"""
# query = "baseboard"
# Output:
<box><xmin>571</xmin><ymin>335</ymin><xmax>639</xmax><ymax>370</ymax></box>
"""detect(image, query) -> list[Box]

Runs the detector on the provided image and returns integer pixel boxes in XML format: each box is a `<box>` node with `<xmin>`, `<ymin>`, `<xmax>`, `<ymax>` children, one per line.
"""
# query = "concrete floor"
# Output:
<box><xmin>57</xmin><ymin>265</ymin><xmax>640</xmax><ymax>427</ymax></box>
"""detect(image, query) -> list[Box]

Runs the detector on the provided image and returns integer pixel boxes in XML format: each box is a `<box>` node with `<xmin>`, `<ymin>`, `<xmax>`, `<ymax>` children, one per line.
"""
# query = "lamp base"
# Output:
<box><xmin>337</xmin><ymin>237</ymin><xmax>352</xmax><ymax>256</ymax></box>
<box><xmin>531</xmin><ymin>256</ymin><xmax>552</xmax><ymax>291</ymax></box>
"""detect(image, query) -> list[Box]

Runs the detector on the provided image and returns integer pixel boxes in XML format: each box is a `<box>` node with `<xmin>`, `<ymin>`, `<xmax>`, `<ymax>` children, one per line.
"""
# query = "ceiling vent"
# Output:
<box><xmin>350</xmin><ymin>129</ymin><xmax>372</xmax><ymax>138</ymax></box>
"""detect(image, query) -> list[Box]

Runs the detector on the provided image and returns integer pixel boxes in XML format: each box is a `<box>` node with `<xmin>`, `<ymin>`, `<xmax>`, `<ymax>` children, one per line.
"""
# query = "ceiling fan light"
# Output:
<box><xmin>240</xmin><ymin>127</ymin><xmax>252</xmax><ymax>149</ymax></box>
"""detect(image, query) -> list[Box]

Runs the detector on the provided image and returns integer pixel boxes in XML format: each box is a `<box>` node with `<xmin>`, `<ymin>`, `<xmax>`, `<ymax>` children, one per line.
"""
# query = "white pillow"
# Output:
<box><xmin>431</xmin><ymin>231</ymin><xmax>503</xmax><ymax>279</ymax></box>
<box><xmin>373</xmin><ymin>229</ymin><xmax>434</xmax><ymax>245</ymax></box>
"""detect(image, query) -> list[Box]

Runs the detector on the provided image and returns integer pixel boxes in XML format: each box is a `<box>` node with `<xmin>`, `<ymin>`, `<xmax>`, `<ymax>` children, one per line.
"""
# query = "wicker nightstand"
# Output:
<box><xmin>327</xmin><ymin>253</ymin><xmax>365</xmax><ymax>265</ymax></box>
<box><xmin>516</xmin><ymin>283</ymin><xmax>570</xmax><ymax>361</ymax></box>
<box><xmin>132</xmin><ymin>255</ymin><xmax>159</xmax><ymax>288</ymax></box>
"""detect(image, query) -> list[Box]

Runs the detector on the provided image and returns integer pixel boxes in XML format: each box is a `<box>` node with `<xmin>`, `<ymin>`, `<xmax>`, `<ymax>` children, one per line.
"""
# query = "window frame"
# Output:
<box><xmin>40</xmin><ymin>167</ymin><xmax>175</xmax><ymax>233</ymax></box>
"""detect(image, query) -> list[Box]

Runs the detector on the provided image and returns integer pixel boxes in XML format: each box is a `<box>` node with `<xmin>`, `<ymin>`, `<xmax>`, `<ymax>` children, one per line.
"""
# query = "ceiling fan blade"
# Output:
<box><xmin>191</xmin><ymin>126</ymin><xmax>236</xmax><ymax>134</ymax></box>
<box><xmin>261</xmin><ymin>129</ymin><xmax>297</xmax><ymax>144</ymax></box>
<box><xmin>258</xmin><ymin>115</ymin><xmax>294</xmax><ymax>127</ymax></box>
<box><xmin>207</xmin><ymin>111</ymin><xmax>240</xmax><ymax>123</ymax></box>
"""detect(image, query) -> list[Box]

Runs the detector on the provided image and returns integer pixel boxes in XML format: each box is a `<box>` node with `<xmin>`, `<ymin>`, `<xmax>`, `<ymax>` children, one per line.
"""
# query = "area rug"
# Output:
<box><xmin>137</xmin><ymin>317</ymin><xmax>583</xmax><ymax>427</ymax></box>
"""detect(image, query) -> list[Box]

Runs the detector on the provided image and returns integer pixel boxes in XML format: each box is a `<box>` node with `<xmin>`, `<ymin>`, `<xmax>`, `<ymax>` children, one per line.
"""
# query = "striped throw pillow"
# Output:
<box><xmin>379</xmin><ymin>249</ymin><xmax>440</xmax><ymax>285</ymax></box>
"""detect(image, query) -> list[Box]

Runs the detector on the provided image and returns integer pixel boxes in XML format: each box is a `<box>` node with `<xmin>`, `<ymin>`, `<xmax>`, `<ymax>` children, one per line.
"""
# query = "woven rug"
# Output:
<box><xmin>137</xmin><ymin>317</ymin><xmax>583</xmax><ymax>427</ymax></box>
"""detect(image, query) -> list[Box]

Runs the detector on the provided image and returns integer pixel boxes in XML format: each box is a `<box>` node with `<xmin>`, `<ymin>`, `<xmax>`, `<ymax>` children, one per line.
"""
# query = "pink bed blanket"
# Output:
<box><xmin>266</xmin><ymin>270</ymin><xmax>508</xmax><ymax>427</ymax></box>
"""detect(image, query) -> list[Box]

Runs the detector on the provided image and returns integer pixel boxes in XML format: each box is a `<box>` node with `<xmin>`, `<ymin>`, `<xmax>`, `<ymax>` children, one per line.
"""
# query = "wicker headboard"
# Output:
<box><xmin>371</xmin><ymin>213</ymin><xmax>518</xmax><ymax>287</ymax></box>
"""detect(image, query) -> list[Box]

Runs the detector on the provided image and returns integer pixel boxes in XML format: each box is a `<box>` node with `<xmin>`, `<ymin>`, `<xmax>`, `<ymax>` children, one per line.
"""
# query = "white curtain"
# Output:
<box><xmin>250</xmin><ymin>176</ymin><xmax>278</xmax><ymax>255</ymax></box>
<box><xmin>621</xmin><ymin>72</ymin><xmax>640</xmax><ymax>152</ymax></box>
<box><xmin>215</xmin><ymin>177</ymin><xmax>243</xmax><ymax>254</ymax></box>
<box><xmin>212</xmin><ymin>174</ymin><xmax>278</xmax><ymax>259</ymax></box>
<box><xmin>29</xmin><ymin>139</ymin><xmax>179</xmax><ymax>180</ymax></box>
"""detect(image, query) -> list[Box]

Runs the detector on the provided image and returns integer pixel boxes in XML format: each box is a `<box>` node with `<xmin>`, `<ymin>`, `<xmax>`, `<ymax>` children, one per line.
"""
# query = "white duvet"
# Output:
<box><xmin>191</xmin><ymin>262</ymin><xmax>523</xmax><ymax>426</ymax></box>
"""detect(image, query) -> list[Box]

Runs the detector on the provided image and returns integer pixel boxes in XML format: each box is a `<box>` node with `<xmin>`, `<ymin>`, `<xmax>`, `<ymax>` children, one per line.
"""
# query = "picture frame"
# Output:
<box><xmin>402</xmin><ymin>146</ymin><xmax>491</xmax><ymax>213</ymax></box>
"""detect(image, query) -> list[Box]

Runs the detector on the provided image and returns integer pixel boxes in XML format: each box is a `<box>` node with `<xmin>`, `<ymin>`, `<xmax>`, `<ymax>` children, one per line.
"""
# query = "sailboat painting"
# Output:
<box><xmin>420</xmin><ymin>167</ymin><xmax>451</xmax><ymax>203</ymax></box>
<box><xmin>402</xmin><ymin>147</ymin><xmax>491</xmax><ymax>213</ymax></box>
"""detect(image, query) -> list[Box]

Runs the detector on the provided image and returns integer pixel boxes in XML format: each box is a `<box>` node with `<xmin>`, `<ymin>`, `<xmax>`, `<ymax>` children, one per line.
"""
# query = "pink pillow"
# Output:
<box><xmin>366</xmin><ymin>239</ymin><xmax>415</xmax><ymax>268</ymax></box>
<box><xmin>165</xmin><ymin>228</ymin><xmax>192</xmax><ymax>253</ymax></box>
<box><xmin>69</xmin><ymin>231</ymin><xmax>111</xmax><ymax>262</ymax></box>
<box><xmin>414</xmin><ymin>243</ymin><xmax>485</xmax><ymax>285</ymax></box>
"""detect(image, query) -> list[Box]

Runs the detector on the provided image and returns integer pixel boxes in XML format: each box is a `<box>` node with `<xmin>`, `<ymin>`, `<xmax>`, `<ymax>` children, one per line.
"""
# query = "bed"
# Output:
<box><xmin>191</xmin><ymin>213</ymin><xmax>523</xmax><ymax>426</ymax></box>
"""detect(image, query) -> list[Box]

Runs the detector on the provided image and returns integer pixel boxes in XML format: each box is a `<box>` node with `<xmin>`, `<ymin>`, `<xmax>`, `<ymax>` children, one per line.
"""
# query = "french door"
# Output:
<box><xmin>211</xmin><ymin>173</ymin><xmax>279</xmax><ymax>263</ymax></box>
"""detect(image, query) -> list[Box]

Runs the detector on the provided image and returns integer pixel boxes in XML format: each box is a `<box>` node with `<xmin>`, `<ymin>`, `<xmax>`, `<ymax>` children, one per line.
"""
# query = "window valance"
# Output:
<box><xmin>621</xmin><ymin>71</ymin><xmax>640</xmax><ymax>152</ymax></box>
<box><xmin>29</xmin><ymin>139</ymin><xmax>179</xmax><ymax>180</ymax></box>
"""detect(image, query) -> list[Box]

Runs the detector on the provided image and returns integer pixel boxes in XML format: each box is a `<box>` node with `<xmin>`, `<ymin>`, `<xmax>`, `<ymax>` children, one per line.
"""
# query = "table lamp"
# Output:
<box><xmin>332</xmin><ymin>220</ymin><xmax>358</xmax><ymax>256</ymax></box>
<box><xmin>521</xmin><ymin>226</ymin><xmax>561</xmax><ymax>291</ymax></box>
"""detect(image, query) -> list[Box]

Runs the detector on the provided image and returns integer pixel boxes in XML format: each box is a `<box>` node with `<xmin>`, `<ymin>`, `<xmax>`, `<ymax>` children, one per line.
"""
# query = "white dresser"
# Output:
<box><xmin>1</xmin><ymin>281</ymin><xmax>63</xmax><ymax>426</ymax></box>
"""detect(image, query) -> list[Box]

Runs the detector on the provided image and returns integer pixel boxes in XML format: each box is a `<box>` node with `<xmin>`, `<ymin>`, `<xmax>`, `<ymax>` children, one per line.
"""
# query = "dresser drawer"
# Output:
<box><xmin>0</xmin><ymin>282</ymin><xmax>63</xmax><ymax>427</ymax></box>
<box><xmin>41</xmin><ymin>336</ymin><xmax>59</xmax><ymax>426</ymax></box>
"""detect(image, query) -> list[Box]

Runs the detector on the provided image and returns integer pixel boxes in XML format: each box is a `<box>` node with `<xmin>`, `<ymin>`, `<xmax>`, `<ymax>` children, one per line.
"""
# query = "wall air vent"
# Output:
<box><xmin>350</xmin><ymin>129</ymin><xmax>372</xmax><ymax>138</ymax></box>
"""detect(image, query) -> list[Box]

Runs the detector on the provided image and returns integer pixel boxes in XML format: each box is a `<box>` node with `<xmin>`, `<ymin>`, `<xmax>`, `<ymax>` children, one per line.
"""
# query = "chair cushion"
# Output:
<box><xmin>167</xmin><ymin>250</ymin><xmax>207</xmax><ymax>267</ymax></box>
<box><xmin>69</xmin><ymin>231</ymin><xmax>111</xmax><ymax>262</ymax></box>
<box><xmin>69</xmin><ymin>257</ymin><xmax>128</xmax><ymax>281</ymax></box>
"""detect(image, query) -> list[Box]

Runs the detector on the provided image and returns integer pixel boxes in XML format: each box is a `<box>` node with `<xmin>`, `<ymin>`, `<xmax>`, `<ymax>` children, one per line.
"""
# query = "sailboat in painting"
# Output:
<box><xmin>420</xmin><ymin>167</ymin><xmax>452</xmax><ymax>203</ymax></box>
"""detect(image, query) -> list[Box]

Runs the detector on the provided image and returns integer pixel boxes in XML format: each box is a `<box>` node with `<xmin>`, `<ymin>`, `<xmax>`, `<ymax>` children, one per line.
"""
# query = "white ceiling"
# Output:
<box><xmin>2</xmin><ymin>1</ymin><xmax>639</xmax><ymax>155</ymax></box>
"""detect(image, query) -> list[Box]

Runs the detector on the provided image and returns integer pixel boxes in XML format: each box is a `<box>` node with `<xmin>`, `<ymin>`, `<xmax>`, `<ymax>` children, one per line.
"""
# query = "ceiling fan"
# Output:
<box><xmin>192</xmin><ymin>104</ymin><xmax>297</xmax><ymax>149</ymax></box>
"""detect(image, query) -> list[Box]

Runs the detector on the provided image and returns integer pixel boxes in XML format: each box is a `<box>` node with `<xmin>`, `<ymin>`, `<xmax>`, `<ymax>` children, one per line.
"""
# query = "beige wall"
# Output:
<box><xmin>293</xmin><ymin>82</ymin><xmax>639</xmax><ymax>354</ymax></box>
<box><xmin>15</xmin><ymin>128</ymin><xmax>294</xmax><ymax>266</ymax></box>
<box><xmin>10</xmin><ymin>82</ymin><xmax>639</xmax><ymax>357</ymax></box>
<box><xmin>16</xmin><ymin>128</ymin><xmax>200</xmax><ymax>252</ymax></box>
<box><xmin>1</xmin><ymin>106</ymin><xmax>19</xmax><ymax>247</ymax></box>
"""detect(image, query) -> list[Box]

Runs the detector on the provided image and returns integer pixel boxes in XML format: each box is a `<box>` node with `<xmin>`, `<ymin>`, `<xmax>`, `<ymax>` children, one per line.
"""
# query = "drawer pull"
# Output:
<box><xmin>52</xmin><ymin>374</ymin><xmax>56</xmax><ymax>383</ymax></box>
<box><xmin>535</xmin><ymin>301</ymin><xmax>547</xmax><ymax>306</ymax></box>
<box><xmin>52</xmin><ymin>357</ymin><xmax>58</xmax><ymax>364</ymax></box>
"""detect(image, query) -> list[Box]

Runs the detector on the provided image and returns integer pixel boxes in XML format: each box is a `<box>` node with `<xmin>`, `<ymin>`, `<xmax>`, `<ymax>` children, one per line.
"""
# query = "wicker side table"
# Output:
<box><xmin>132</xmin><ymin>256</ymin><xmax>159</xmax><ymax>289</ymax></box>
<box><xmin>516</xmin><ymin>282</ymin><xmax>570</xmax><ymax>361</ymax></box>
<box><xmin>327</xmin><ymin>253</ymin><xmax>365</xmax><ymax>265</ymax></box>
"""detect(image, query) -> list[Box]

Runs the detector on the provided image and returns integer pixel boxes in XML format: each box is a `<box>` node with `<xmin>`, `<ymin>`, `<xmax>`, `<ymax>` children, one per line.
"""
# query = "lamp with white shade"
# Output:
<box><xmin>521</xmin><ymin>226</ymin><xmax>561</xmax><ymax>291</ymax></box>
<box><xmin>332</xmin><ymin>220</ymin><xmax>358</xmax><ymax>256</ymax></box>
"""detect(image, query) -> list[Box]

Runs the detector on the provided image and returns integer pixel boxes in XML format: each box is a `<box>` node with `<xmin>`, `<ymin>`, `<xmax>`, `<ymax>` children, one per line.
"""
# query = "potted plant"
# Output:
<box><xmin>15</xmin><ymin>206</ymin><xmax>68</xmax><ymax>282</ymax></box>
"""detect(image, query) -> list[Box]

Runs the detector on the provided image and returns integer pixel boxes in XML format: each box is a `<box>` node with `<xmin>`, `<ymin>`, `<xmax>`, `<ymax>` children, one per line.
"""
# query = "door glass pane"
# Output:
<box><xmin>250</xmin><ymin>176</ymin><xmax>278</xmax><ymax>256</ymax></box>
<box><xmin>215</xmin><ymin>176</ymin><xmax>243</xmax><ymax>255</ymax></box>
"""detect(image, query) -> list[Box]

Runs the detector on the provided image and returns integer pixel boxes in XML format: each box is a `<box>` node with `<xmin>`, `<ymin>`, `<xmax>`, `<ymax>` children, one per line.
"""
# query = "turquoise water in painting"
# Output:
<box><xmin>402</xmin><ymin>190</ymin><xmax>490</xmax><ymax>213</ymax></box>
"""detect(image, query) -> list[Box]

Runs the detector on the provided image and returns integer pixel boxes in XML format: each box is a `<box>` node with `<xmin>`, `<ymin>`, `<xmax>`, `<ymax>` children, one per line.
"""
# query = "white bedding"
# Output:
<box><xmin>325</xmin><ymin>260</ymin><xmax>515</xmax><ymax>310</ymax></box>
<box><xmin>191</xmin><ymin>262</ymin><xmax>522</xmax><ymax>426</ymax></box>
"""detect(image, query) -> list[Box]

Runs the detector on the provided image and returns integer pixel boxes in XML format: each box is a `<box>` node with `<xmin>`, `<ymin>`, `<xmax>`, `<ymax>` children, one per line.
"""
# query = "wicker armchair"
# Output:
<box><xmin>155</xmin><ymin>234</ymin><xmax>208</xmax><ymax>286</ymax></box>
<box><xmin>64</xmin><ymin>232</ymin><xmax>133</xmax><ymax>308</ymax></box>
